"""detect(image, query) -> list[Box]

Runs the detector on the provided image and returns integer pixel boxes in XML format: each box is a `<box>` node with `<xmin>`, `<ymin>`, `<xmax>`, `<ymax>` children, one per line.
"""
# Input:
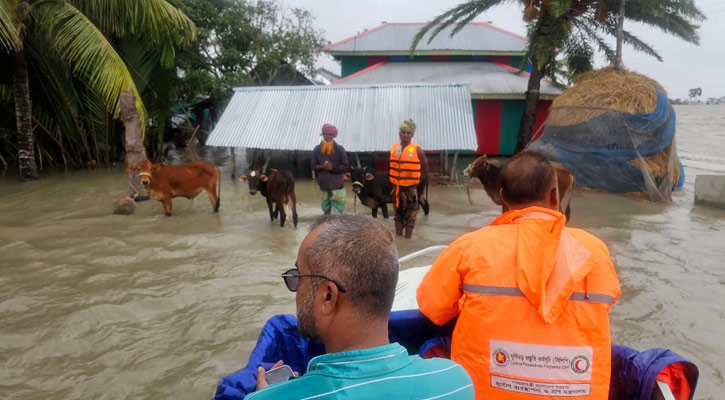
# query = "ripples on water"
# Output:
<box><xmin>1</xmin><ymin>105</ymin><xmax>724</xmax><ymax>399</ymax></box>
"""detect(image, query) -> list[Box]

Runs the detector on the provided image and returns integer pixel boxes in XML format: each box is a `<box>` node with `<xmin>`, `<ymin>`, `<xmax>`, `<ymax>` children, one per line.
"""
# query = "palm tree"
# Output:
<box><xmin>0</xmin><ymin>0</ymin><xmax>196</xmax><ymax>180</ymax></box>
<box><xmin>412</xmin><ymin>0</ymin><xmax>704</xmax><ymax>152</ymax></box>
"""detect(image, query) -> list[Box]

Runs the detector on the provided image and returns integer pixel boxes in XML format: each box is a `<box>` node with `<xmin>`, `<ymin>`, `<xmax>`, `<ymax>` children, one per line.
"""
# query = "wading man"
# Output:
<box><xmin>248</xmin><ymin>214</ymin><xmax>474</xmax><ymax>400</ymax></box>
<box><xmin>389</xmin><ymin>119</ymin><xmax>428</xmax><ymax>238</ymax></box>
<box><xmin>417</xmin><ymin>151</ymin><xmax>621</xmax><ymax>400</ymax></box>
<box><xmin>311</xmin><ymin>123</ymin><xmax>349</xmax><ymax>215</ymax></box>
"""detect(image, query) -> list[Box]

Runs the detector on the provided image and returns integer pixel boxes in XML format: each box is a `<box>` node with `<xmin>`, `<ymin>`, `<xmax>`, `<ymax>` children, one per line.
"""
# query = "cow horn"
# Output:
<box><xmin>261</xmin><ymin>157</ymin><xmax>270</xmax><ymax>174</ymax></box>
<box><xmin>355</xmin><ymin>153</ymin><xmax>362</xmax><ymax>169</ymax></box>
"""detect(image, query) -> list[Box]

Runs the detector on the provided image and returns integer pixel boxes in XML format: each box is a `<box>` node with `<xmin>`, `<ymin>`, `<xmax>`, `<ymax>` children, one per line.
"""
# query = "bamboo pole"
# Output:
<box><xmin>449</xmin><ymin>150</ymin><xmax>459</xmax><ymax>184</ymax></box>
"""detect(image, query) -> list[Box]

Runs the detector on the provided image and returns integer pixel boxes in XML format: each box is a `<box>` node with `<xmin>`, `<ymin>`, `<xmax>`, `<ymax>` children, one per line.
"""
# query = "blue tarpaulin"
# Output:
<box><xmin>529</xmin><ymin>89</ymin><xmax>685</xmax><ymax>194</ymax></box>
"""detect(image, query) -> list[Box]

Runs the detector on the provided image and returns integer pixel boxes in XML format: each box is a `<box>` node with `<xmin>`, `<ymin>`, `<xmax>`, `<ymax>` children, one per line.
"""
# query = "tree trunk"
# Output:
<box><xmin>121</xmin><ymin>90</ymin><xmax>149</xmax><ymax>200</ymax></box>
<box><xmin>515</xmin><ymin>65</ymin><xmax>544</xmax><ymax>152</ymax></box>
<box><xmin>12</xmin><ymin>49</ymin><xmax>38</xmax><ymax>181</ymax></box>
<box><xmin>614</xmin><ymin>0</ymin><xmax>626</xmax><ymax>70</ymax></box>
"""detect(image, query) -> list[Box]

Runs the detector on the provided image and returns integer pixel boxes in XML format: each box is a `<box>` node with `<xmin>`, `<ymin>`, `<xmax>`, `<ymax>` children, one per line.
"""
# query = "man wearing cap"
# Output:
<box><xmin>389</xmin><ymin>119</ymin><xmax>428</xmax><ymax>238</ymax></box>
<box><xmin>311</xmin><ymin>124</ymin><xmax>349</xmax><ymax>215</ymax></box>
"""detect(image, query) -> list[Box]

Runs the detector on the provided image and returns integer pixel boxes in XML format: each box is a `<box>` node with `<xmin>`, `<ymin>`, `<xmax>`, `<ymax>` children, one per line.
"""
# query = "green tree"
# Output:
<box><xmin>170</xmin><ymin>0</ymin><xmax>325</xmax><ymax>104</ymax></box>
<box><xmin>0</xmin><ymin>0</ymin><xmax>195</xmax><ymax>180</ymax></box>
<box><xmin>412</xmin><ymin>0</ymin><xmax>704</xmax><ymax>151</ymax></box>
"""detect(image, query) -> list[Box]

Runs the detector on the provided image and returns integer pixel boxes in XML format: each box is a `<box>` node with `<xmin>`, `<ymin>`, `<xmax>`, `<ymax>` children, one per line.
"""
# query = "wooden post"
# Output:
<box><xmin>449</xmin><ymin>150</ymin><xmax>459</xmax><ymax>184</ymax></box>
<box><xmin>230</xmin><ymin>147</ymin><xmax>236</xmax><ymax>179</ymax></box>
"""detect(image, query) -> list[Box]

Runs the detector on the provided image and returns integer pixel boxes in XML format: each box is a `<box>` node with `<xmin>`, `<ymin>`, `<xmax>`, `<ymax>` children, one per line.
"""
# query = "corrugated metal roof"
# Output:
<box><xmin>207</xmin><ymin>83</ymin><xmax>477</xmax><ymax>151</ymax></box>
<box><xmin>334</xmin><ymin>62</ymin><xmax>562</xmax><ymax>99</ymax></box>
<box><xmin>323</xmin><ymin>22</ymin><xmax>526</xmax><ymax>55</ymax></box>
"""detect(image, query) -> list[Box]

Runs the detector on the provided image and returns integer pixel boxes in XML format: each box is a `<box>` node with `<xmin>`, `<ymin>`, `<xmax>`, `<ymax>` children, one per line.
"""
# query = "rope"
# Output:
<box><xmin>128</xmin><ymin>175</ymin><xmax>140</xmax><ymax>200</ymax></box>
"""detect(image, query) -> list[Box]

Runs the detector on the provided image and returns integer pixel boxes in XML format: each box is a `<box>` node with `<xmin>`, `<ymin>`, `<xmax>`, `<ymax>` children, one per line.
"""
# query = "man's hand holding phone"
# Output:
<box><xmin>256</xmin><ymin>360</ymin><xmax>299</xmax><ymax>391</ymax></box>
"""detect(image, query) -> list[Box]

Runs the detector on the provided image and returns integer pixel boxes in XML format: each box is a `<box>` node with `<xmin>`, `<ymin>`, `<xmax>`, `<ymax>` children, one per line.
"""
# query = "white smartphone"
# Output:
<box><xmin>265</xmin><ymin>364</ymin><xmax>294</xmax><ymax>385</ymax></box>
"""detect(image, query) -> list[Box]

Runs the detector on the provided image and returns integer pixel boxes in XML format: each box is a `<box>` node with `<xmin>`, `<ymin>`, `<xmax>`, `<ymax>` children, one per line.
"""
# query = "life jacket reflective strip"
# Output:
<box><xmin>417</xmin><ymin>208</ymin><xmax>620</xmax><ymax>400</ymax></box>
<box><xmin>462</xmin><ymin>284</ymin><xmax>617</xmax><ymax>305</ymax></box>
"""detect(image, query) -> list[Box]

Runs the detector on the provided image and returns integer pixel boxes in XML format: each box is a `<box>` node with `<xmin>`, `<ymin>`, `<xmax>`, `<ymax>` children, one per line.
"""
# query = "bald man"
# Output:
<box><xmin>417</xmin><ymin>151</ymin><xmax>621</xmax><ymax>399</ymax></box>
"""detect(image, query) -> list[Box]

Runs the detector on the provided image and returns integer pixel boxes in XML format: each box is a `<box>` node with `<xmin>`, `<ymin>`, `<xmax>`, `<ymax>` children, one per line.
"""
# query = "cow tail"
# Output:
<box><xmin>215</xmin><ymin>166</ymin><xmax>221</xmax><ymax>211</ymax></box>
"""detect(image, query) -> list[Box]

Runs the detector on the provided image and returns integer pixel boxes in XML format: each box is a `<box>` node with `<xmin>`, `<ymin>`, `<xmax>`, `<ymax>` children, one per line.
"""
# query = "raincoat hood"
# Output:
<box><xmin>490</xmin><ymin>206</ymin><xmax>593</xmax><ymax>323</ymax></box>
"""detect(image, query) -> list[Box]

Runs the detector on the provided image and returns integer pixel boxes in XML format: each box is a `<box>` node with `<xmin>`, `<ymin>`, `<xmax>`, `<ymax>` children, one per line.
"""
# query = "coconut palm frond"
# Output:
<box><xmin>410</xmin><ymin>0</ymin><xmax>508</xmax><ymax>54</ymax></box>
<box><xmin>623</xmin><ymin>1</ymin><xmax>702</xmax><ymax>45</ymax></box>
<box><xmin>589</xmin><ymin>18</ymin><xmax>662</xmax><ymax>61</ymax></box>
<box><xmin>36</xmin><ymin>1</ymin><xmax>147</xmax><ymax>132</ymax></box>
<box><xmin>0</xmin><ymin>0</ymin><xmax>20</xmax><ymax>52</ymax></box>
<box><xmin>24</xmin><ymin>34</ymin><xmax>95</xmax><ymax>161</ymax></box>
<box><xmin>70</xmin><ymin>0</ymin><xmax>197</xmax><ymax>48</ymax></box>
<box><xmin>574</xmin><ymin>20</ymin><xmax>616</xmax><ymax>62</ymax></box>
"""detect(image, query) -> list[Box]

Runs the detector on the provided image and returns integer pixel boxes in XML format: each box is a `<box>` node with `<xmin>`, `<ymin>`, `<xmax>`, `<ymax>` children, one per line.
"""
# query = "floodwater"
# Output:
<box><xmin>1</xmin><ymin>105</ymin><xmax>724</xmax><ymax>399</ymax></box>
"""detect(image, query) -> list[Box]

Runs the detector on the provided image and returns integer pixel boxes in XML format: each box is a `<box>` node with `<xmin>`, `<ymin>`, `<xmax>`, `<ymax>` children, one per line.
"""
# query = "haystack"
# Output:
<box><xmin>528</xmin><ymin>67</ymin><xmax>684</xmax><ymax>200</ymax></box>
<box><xmin>547</xmin><ymin>67</ymin><xmax>661</xmax><ymax>126</ymax></box>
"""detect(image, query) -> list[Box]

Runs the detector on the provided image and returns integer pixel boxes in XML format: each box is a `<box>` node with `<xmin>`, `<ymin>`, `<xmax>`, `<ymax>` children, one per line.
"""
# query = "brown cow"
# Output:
<box><xmin>463</xmin><ymin>154</ymin><xmax>575</xmax><ymax>220</ymax></box>
<box><xmin>126</xmin><ymin>159</ymin><xmax>220</xmax><ymax>216</ymax></box>
<box><xmin>239</xmin><ymin>169</ymin><xmax>298</xmax><ymax>227</ymax></box>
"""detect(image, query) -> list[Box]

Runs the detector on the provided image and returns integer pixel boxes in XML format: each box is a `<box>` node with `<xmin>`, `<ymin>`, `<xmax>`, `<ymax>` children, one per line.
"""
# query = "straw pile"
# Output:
<box><xmin>628</xmin><ymin>142</ymin><xmax>681</xmax><ymax>187</ymax></box>
<box><xmin>547</xmin><ymin>67</ymin><xmax>662</xmax><ymax>127</ymax></box>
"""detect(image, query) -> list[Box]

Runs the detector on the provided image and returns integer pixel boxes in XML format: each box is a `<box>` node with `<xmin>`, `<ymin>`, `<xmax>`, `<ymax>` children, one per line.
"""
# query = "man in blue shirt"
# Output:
<box><xmin>247</xmin><ymin>214</ymin><xmax>474</xmax><ymax>400</ymax></box>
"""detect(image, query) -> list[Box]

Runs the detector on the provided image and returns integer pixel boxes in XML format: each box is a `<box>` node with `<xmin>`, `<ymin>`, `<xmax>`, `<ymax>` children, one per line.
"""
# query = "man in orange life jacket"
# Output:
<box><xmin>389</xmin><ymin>119</ymin><xmax>428</xmax><ymax>239</ymax></box>
<box><xmin>417</xmin><ymin>151</ymin><xmax>621</xmax><ymax>399</ymax></box>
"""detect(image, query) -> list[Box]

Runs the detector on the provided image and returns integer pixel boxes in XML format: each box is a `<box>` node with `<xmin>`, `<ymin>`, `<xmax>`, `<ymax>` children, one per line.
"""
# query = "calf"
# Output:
<box><xmin>239</xmin><ymin>169</ymin><xmax>298</xmax><ymax>227</ymax></box>
<box><xmin>345</xmin><ymin>167</ymin><xmax>430</xmax><ymax>218</ymax></box>
<box><xmin>463</xmin><ymin>154</ymin><xmax>574</xmax><ymax>220</ymax></box>
<box><xmin>126</xmin><ymin>159</ymin><xmax>220</xmax><ymax>216</ymax></box>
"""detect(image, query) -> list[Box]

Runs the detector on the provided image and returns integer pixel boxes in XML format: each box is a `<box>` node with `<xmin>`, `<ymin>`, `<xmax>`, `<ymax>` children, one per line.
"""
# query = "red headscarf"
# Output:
<box><xmin>322</xmin><ymin>123</ymin><xmax>338</xmax><ymax>138</ymax></box>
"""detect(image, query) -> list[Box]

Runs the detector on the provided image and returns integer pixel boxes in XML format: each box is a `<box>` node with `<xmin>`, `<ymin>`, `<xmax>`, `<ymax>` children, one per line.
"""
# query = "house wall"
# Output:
<box><xmin>473</xmin><ymin>99</ymin><xmax>552</xmax><ymax>155</ymax></box>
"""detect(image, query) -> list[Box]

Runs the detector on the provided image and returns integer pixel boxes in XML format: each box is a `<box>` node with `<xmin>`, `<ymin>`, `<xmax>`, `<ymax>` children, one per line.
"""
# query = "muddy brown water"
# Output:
<box><xmin>1</xmin><ymin>105</ymin><xmax>724</xmax><ymax>399</ymax></box>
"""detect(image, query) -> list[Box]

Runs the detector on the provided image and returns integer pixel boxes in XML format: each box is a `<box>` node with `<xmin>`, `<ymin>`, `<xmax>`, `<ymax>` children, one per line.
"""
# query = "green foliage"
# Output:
<box><xmin>170</xmin><ymin>0</ymin><xmax>325</xmax><ymax>104</ymax></box>
<box><xmin>0</xmin><ymin>0</ymin><xmax>196</xmax><ymax>168</ymax></box>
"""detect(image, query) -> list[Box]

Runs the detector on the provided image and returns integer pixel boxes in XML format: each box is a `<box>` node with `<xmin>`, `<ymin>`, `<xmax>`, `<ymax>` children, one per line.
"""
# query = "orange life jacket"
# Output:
<box><xmin>389</xmin><ymin>142</ymin><xmax>421</xmax><ymax>187</ymax></box>
<box><xmin>417</xmin><ymin>207</ymin><xmax>621</xmax><ymax>400</ymax></box>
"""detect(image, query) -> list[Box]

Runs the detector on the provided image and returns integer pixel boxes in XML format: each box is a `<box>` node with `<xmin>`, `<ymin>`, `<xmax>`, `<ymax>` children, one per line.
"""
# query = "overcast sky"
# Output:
<box><xmin>283</xmin><ymin>0</ymin><xmax>724</xmax><ymax>99</ymax></box>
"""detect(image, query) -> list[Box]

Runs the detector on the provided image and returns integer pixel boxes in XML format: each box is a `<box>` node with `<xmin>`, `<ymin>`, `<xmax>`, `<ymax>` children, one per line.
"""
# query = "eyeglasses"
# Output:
<box><xmin>281</xmin><ymin>268</ymin><xmax>347</xmax><ymax>293</ymax></box>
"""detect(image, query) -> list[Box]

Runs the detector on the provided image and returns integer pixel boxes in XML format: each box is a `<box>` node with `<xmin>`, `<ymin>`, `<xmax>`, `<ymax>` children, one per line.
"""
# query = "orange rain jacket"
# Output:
<box><xmin>417</xmin><ymin>207</ymin><xmax>621</xmax><ymax>400</ymax></box>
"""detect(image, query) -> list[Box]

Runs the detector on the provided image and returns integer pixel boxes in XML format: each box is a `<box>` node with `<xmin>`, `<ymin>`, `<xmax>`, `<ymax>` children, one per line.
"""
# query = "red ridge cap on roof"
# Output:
<box><xmin>468</xmin><ymin>21</ymin><xmax>528</xmax><ymax>41</ymax></box>
<box><xmin>332</xmin><ymin>61</ymin><xmax>388</xmax><ymax>85</ymax></box>
<box><xmin>493</xmin><ymin>61</ymin><xmax>557</xmax><ymax>85</ymax></box>
<box><xmin>323</xmin><ymin>21</ymin><xmax>527</xmax><ymax>52</ymax></box>
<box><xmin>493</xmin><ymin>61</ymin><xmax>529</xmax><ymax>76</ymax></box>
<box><xmin>322</xmin><ymin>23</ymin><xmax>390</xmax><ymax>51</ymax></box>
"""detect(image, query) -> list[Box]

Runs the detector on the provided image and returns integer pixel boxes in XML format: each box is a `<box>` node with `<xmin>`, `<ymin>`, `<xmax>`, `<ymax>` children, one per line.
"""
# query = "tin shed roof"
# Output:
<box><xmin>323</xmin><ymin>22</ymin><xmax>527</xmax><ymax>55</ymax></box>
<box><xmin>334</xmin><ymin>61</ymin><xmax>562</xmax><ymax>99</ymax></box>
<box><xmin>206</xmin><ymin>83</ymin><xmax>477</xmax><ymax>152</ymax></box>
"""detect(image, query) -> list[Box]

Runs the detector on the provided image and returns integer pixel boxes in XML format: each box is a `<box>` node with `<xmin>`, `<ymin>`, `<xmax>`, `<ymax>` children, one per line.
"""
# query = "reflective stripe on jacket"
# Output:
<box><xmin>390</xmin><ymin>142</ymin><xmax>421</xmax><ymax>187</ymax></box>
<box><xmin>417</xmin><ymin>206</ymin><xmax>621</xmax><ymax>400</ymax></box>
